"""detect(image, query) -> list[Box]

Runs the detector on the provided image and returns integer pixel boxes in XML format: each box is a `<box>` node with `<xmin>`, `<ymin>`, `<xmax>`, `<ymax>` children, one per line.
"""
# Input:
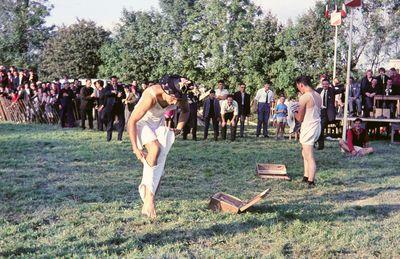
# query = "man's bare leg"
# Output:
<box><xmin>359</xmin><ymin>147</ymin><xmax>374</xmax><ymax>156</ymax></box>
<box><xmin>141</xmin><ymin>141</ymin><xmax>160</xmax><ymax>219</ymax></box>
<box><xmin>302</xmin><ymin>147</ymin><xmax>309</xmax><ymax>179</ymax></box>
<box><xmin>280</xmin><ymin>123</ymin><xmax>285</xmax><ymax>139</ymax></box>
<box><xmin>339</xmin><ymin>139</ymin><xmax>351</xmax><ymax>153</ymax></box>
<box><xmin>303</xmin><ymin>145</ymin><xmax>316</xmax><ymax>182</ymax></box>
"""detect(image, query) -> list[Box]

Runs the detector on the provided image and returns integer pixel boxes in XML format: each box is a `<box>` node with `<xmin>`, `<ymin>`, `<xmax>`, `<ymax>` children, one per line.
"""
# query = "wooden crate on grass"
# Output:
<box><xmin>208</xmin><ymin>189</ymin><xmax>271</xmax><ymax>213</ymax></box>
<box><xmin>256</xmin><ymin>163</ymin><xmax>291</xmax><ymax>181</ymax></box>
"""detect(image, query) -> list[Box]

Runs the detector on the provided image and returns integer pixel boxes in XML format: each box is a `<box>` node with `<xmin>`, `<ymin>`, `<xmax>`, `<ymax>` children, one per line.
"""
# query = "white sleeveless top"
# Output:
<box><xmin>303</xmin><ymin>92</ymin><xmax>321</xmax><ymax>126</ymax></box>
<box><xmin>136</xmin><ymin>87</ymin><xmax>177</xmax><ymax>130</ymax></box>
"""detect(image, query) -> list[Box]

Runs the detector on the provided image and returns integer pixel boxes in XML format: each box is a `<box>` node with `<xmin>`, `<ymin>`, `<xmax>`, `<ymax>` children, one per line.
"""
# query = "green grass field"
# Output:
<box><xmin>0</xmin><ymin>122</ymin><xmax>399</xmax><ymax>257</ymax></box>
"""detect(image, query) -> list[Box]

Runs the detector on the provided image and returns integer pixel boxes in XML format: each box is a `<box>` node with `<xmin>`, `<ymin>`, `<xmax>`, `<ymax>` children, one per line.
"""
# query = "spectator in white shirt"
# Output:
<box><xmin>221</xmin><ymin>95</ymin><xmax>238</xmax><ymax>141</ymax></box>
<box><xmin>215</xmin><ymin>80</ymin><xmax>229</xmax><ymax>107</ymax></box>
<box><xmin>254</xmin><ymin>83</ymin><xmax>274</xmax><ymax>137</ymax></box>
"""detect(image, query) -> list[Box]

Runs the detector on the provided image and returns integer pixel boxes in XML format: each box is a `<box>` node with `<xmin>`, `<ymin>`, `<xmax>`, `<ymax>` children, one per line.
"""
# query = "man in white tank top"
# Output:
<box><xmin>294</xmin><ymin>76</ymin><xmax>322</xmax><ymax>188</ymax></box>
<box><xmin>127</xmin><ymin>75</ymin><xmax>190</xmax><ymax>218</ymax></box>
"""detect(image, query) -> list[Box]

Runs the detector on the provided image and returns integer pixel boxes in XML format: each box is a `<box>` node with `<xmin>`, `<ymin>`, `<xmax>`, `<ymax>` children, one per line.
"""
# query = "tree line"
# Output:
<box><xmin>0</xmin><ymin>0</ymin><xmax>399</xmax><ymax>97</ymax></box>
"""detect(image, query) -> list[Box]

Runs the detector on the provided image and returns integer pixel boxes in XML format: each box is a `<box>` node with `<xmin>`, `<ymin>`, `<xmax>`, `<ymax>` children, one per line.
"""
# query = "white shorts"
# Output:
<box><xmin>136</xmin><ymin>124</ymin><xmax>159</xmax><ymax>149</ymax></box>
<box><xmin>300</xmin><ymin>124</ymin><xmax>321</xmax><ymax>146</ymax></box>
<box><xmin>276</xmin><ymin>117</ymin><xmax>287</xmax><ymax>123</ymax></box>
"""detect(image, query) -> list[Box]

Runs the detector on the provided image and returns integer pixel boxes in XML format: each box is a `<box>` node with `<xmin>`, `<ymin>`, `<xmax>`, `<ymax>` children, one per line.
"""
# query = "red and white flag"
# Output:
<box><xmin>341</xmin><ymin>3</ymin><xmax>347</xmax><ymax>17</ymax></box>
<box><xmin>325</xmin><ymin>3</ymin><xmax>330</xmax><ymax>18</ymax></box>
<box><xmin>345</xmin><ymin>0</ymin><xmax>362</xmax><ymax>8</ymax></box>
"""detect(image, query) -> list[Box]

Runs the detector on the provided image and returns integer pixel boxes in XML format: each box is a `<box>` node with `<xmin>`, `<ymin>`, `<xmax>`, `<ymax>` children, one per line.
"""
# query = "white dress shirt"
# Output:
<box><xmin>254</xmin><ymin>88</ymin><xmax>274</xmax><ymax>104</ymax></box>
<box><xmin>216</xmin><ymin>88</ymin><xmax>229</xmax><ymax>107</ymax></box>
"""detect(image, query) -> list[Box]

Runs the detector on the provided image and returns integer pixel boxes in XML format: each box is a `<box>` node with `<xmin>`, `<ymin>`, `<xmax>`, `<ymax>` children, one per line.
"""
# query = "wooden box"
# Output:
<box><xmin>256</xmin><ymin>163</ymin><xmax>291</xmax><ymax>180</ymax></box>
<box><xmin>208</xmin><ymin>189</ymin><xmax>271</xmax><ymax>213</ymax></box>
<box><xmin>374</xmin><ymin>108</ymin><xmax>391</xmax><ymax>119</ymax></box>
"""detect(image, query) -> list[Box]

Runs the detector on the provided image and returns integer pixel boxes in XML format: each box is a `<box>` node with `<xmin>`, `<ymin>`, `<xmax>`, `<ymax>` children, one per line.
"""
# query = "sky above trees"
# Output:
<box><xmin>46</xmin><ymin>0</ymin><xmax>317</xmax><ymax>29</ymax></box>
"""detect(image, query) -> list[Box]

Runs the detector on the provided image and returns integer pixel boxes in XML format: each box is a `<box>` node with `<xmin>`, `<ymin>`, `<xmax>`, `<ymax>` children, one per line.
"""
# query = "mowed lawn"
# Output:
<box><xmin>0</xmin><ymin>122</ymin><xmax>399</xmax><ymax>257</ymax></box>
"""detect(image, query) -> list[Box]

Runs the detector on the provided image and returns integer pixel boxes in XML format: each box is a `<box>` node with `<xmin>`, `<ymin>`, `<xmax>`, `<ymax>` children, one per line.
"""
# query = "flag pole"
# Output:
<box><xmin>333</xmin><ymin>25</ymin><xmax>339</xmax><ymax>79</ymax></box>
<box><xmin>342</xmin><ymin>7</ymin><xmax>354</xmax><ymax>140</ymax></box>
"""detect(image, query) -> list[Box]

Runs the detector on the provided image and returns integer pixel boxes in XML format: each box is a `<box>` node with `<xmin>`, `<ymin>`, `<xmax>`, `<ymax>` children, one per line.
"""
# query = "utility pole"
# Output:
<box><xmin>342</xmin><ymin>0</ymin><xmax>362</xmax><ymax>140</ymax></box>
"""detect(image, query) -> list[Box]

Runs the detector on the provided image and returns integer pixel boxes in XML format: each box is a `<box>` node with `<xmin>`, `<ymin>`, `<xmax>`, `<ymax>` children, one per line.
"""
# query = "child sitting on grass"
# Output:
<box><xmin>275</xmin><ymin>95</ymin><xmax>288</xmax><ymax>140</ymax></box>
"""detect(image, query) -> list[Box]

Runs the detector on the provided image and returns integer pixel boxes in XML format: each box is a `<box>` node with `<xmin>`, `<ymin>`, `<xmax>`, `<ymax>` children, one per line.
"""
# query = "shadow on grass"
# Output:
<box><xmin>136</xmin><ymin>218</ymin><xmax>268</xmax><ymax>250</ymax></box>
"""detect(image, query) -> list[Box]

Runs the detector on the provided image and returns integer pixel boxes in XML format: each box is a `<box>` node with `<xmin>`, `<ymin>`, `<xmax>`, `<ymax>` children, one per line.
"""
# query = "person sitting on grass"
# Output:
<box><xmin>275</xmin><ymin>95</ymin><xmax>288</xmax><ymax>140</ymax></box>
<box><xmin>339</xmin><ymin>118</ymin><xmax>374</xmax><ymax>157</ymax></box>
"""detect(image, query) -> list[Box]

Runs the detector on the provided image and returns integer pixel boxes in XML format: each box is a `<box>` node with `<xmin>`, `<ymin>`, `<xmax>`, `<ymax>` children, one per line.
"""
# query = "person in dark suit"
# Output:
<box><xmin>233</xmin><ymin>83</ymin><xmax>251</xmax><ymax>137</ymax></box>
<box><xmin>382</xmin><ymin>78</ymin><xmax>397</xmax><ymax>118</ymax></box>
<box><xmin>80</xmin><ymin>79</ymin><xmax>95</xmax><ymax>130</ymax></box>
<box><xmin>348</xmin><ymin>77</ymin><xmax>362</xmax><ymax>117</ymax></box>
<box><xmin>203</xmin><ymin>90</ymin><xmax>220</xmax><ymax>141</ymax></box>
<box><xmin>58</xmin><ymin>82</ymin><xmax>75</xmax><ymax>128</ymax></box>
<box><xmin>315</xmin><ymin>78</ymin><xmax>344</xmax><ymax>149</ymax></box>
<box><xmin>18</xmin><ymin>71</ymin><xmax>28</xmax><ymax>87</ymax></box>
<box><xmin>95</xmin><ymin>80</ymin><xmax>107</xmax><ymax>131</ymax></box>
<box><xmin>11</xmin><ymin>70</ymin><xmax>20</xmax><ymax>90</ymax></box>
<box><xmin>376</xmin><ymin>67</ymin><xmax>390</xmax><ymax>90</ymax></box>
<box><xmin>182</xmin><ymin>86</ymin><xmax>199</xmax><ymax>140</ymax></box>
<box><xmin>364</xmin><ymin>78</ymin><xmax>383</xmax><ymax>117</ymax></box>
<box><xmin>104</xmin><ymin>76</ymin><xmax>126</xmax><ymax>141</ymax></box>
<box><xmin>360</xmin><ymin>70</ymin><xmax>373</xmax><ymax>112</ymax></box>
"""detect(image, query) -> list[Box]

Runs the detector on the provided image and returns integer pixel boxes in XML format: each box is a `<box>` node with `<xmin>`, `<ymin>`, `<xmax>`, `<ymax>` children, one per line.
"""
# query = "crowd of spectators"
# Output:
<box><xmin>1</xmin><ymin>64</ymin><xmax>399</xmax><ymax>145</ymax></box>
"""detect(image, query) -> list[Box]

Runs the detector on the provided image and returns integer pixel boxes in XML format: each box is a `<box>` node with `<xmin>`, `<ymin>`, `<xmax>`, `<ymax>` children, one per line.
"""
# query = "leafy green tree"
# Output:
<box><xmin>99</xmin><ymin>10</ymin><xmax>164</xmax><ymax>82</ymax></box>
<box><xmin>100</xmin><ymin>0</ymin><xmax>282</xmax><ymax>96</ymax></box>
<box><xmin>40</xmin><ymin>20</ymin><xmax>110</xmax><ymax>80</ymax></box>
<box><xmin>0</xmin><ymin>0</ymin><xmax>53</xmax><ymax>68</ymax></box>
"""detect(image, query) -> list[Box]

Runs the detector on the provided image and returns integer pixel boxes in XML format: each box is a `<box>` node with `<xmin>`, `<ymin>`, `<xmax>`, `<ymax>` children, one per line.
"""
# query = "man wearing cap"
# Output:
<box><xmin>127</xmin><ymin>75</ymin><xmax>189</xmax><ymax>219</ymax></box>
<box><xmin>339</xmin><ymin>118</ymin><xmax>374</xmax><ymax>157</ymax></box>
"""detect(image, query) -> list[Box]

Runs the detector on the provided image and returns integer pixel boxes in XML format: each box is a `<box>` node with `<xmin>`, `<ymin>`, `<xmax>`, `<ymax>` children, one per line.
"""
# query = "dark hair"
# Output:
<box><xmin>96</xmin><ymin>80</ymin><xmax>104</xmax><ymax>87</ymax></box>
<box><xmin>159</xmin><ymin>75</ymin><xmax>188</xmax><ymax>99</ymax></box>
<box><xmin>378</xmin><ymin>67</ymin><xmax>385</xmax><ymax>73</ymax></box>
<box><xmin>322</xmin><ymin>78</ymin><xmax>330</xmax><ymax>84</ymax></box>
<box><xmin>227</xmin><ymin>94</ymin><xmax>234</xmax><ymax>99</ymax></box>
<box><xmin>217</xmin><ymin>80</ymin><xmax>224</xmax><ymax>84</ymax></box>
<box><xmin>110</xmin><ymin>76</ymin><xmax>118</xmax><ymax>80</ymax></box>
<box><xmin>354</xmin><ymin>118</ymin><xmax>362</xmax><ymax>123</ymax></box>
<box><xmin>390</xmin><ymin>67</ymin><xmax>397</xmax><ymax>72</ymax></box>
<box><xmin>295</xmin><ymin>76</ymin><xmax>312</xmax><ymax>87</ymax></box>
<box><xmin>239</xmin><ymin>82</ymin><xmax>245</xmax><ymax>86</ymax></box>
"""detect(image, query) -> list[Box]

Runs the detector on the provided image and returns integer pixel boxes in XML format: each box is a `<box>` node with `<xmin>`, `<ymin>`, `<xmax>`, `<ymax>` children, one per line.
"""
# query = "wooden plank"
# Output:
<box><xmin>209</xmin><ymin>189</ymin><xmax>271</xmax><ymax>213</ymax></box>
<box><xmin>336</xmin><ymin>117</ymin><xmax>400</xmax><ymax>123</ymax></box>
<box><xmin>239</xmin><ymin>189</ymin><xmax>271</xmax><ymax>212</ymax></box>
<box><xmin>256</xmin><ymin>163</ymin><xmax>291</xmax><ymax>180</ymax></box>
<box><xmin>208</xmin><ymin>192</ymin><xmax>243</xmax><ymax>213</ymax></box>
